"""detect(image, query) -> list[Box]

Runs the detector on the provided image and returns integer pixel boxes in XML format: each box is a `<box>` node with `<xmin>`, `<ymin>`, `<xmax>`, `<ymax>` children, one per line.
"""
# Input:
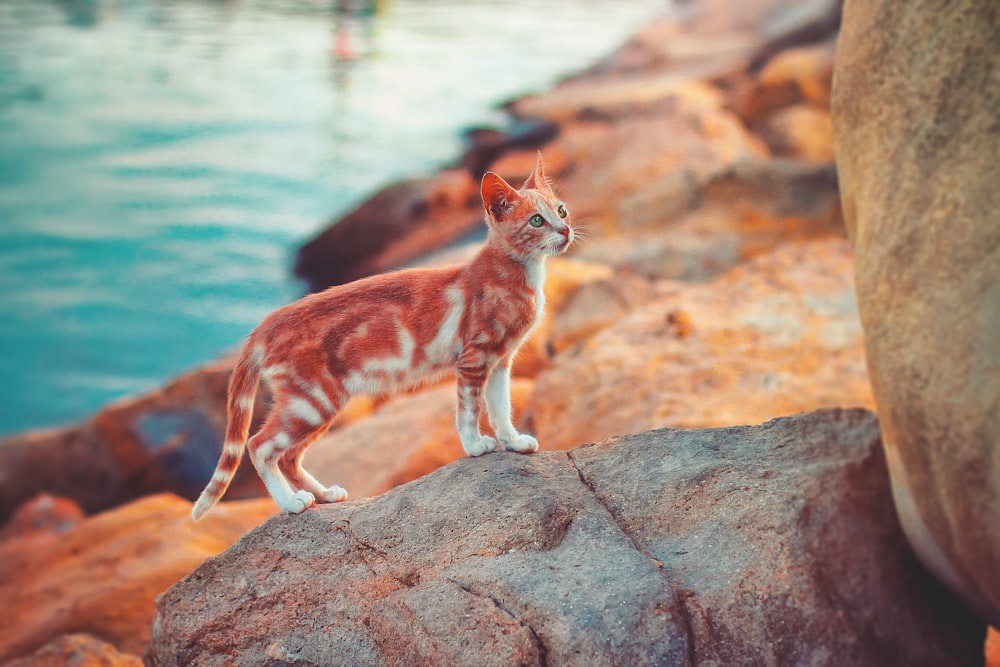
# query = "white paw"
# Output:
<box><xmin>322</xmin><ymin>485</ymin><xmax>349</xmax><ymax>503</ymax></box>
<box><xmin>284</xmin><ymin>490</ymin><xmax>316</xmax><ymax>514</ymax></box>
<box><xmin>503</xmin><ymin>434</ymin><xmax>539</xmax><ymax>454</ymax></box>
<box><xmin>464</xmin><ymin>435</ymin><xmax>498</xmax><ymax>457</ymax></box>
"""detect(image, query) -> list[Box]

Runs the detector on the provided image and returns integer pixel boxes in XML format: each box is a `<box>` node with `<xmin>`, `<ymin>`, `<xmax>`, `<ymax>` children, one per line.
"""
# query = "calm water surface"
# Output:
<box><xmin>0</xmin><ymin>0</ymin><xmax>663</xmax><ymax>435</ymax></box>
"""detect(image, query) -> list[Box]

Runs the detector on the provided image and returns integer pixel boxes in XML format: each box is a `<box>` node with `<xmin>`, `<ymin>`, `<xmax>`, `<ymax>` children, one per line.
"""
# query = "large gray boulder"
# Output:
<box><xmin>832</xmin><ymin>0</ymin><xmax>1000</xmax><ymax>624</ymax></box>
<box><xmin>146</xmin><ymin>409</ymin><xmax>983</xmax><ymax>666</ymax></box>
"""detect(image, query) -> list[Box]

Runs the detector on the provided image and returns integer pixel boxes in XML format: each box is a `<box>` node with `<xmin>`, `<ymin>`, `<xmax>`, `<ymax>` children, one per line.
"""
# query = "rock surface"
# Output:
<box><xmin>832</xmin><ymin>0</ymin><xmax>1000</xmax><ymax>626</ymax></box>
<box><xmin>0</xmin><ymin>494</ymin><xmax>274</xmax><ymax>663</ymax></box>
<box><xmin>530</xmin><ymin>238</ymin><xmax>873</xmax><ymax>450</ymax></box>
<box><xmin>2</xmin><ymin>634</ymin><xmax>142</xmax><ymax>667</ymax></box>
<box><xmin>0</xmin><ymin>359</ymin><xmax>266</xmax><ymax>524</ymax></box>
<box><xmin>0</xmin><ymin>494</ymin><xmax>84</xmax><ymax>542</ymax></box>
<box><xmin>146</xmin><ymin>409</ymin><xmax>984</xmax><ymax>667</ymax></box>
<box><xmin>294</xmin><ymin>170</ymin><xmax>484</xmax><ymax>293</ymax></box>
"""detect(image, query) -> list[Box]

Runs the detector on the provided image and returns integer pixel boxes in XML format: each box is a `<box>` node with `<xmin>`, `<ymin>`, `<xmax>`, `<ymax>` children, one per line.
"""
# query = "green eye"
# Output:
<box><xmin>528</xmin><ymin>214</ymin><xmax>545</xmax><ymax>228</ymax></box>
<box><xmin>557</xmin><ymin>205</ymin><xmax>567</xmax><ymax>219</ymax></box>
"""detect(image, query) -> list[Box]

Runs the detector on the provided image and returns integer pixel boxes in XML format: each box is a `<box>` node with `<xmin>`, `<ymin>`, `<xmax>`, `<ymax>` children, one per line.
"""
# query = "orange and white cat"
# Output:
<box><xmin>192</xmin><ymin>154</ymin><xmax>573</xmax><ymax>518</ymax></box>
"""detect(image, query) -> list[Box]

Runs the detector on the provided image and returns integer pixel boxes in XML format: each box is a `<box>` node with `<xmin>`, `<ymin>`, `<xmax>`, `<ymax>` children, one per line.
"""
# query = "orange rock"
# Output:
<box><xmin>550</xmin><ymin>96</ymin><xmax>768</xmax><ymax>235</ymax></box>
<box><xmin>0</xmin><ymin>495</ymin><xmax>84</xmax><ymax>543</ymax></box>
<box><xmin>987</xmin><ymin>627</ymin><xmax>1000</xmax><ymax>667</ymax></box>
<box><xmin>335</xmin><ymin>395</ymin><xmax>379</xmax><ymax>427</ymax></box>
<box><xmin>3</xmin><ymin>633</ymin><xmax>142</xmax><ymax>667</ymax></box>
<box><xmin>530</xmin><ymin>239</ymin><xmax>874</xmax><ymax>450</ymax></box>
<box><xmin>548</xmin><ymin>273</ymin><xmax>662</xmax><ymax>354</ymax></box>
<box><xmin>0</xmin><ymin>494</ymin><xmax>275</xmax><ymax>663</ymax></box>
<box><xmin>511</xmin><ymin>257</ymin><xmax>615</xmax><ymax>378</ymax></box>
<box><xmin>758</xmin><ymin>104</ymin><xmax>834</xmax><ymax>163</ymax></box>
<box><xmin>735</xmin><ymin>40</ymin><xmax>836</xmax><ymax>125</ymax></box>
<box><xmin>303</xmin><ymin>379</ymin><xmax>534</xmax><ymax>499</ymax></box>
<box><xmin>573</xmin><ymin>159</ymin><xmax>843</xmax><ymax>282</ymax></box>
<box><xmin>485</xmin><ymin>146</ymin><xmax>571</xmax><ymax>187</ymax></box>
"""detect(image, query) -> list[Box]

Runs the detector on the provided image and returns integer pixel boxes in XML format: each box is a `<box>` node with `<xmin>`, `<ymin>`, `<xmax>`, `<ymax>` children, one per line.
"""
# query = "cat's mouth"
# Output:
<box><xmin>554</xmin><ymin>229</ymin><xmax>574</xmax><ymax>252</ymax></box>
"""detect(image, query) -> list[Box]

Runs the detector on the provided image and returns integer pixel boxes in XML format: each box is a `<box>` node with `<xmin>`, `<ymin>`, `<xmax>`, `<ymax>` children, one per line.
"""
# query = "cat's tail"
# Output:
<box><xmin>191</xmin><ymin>342</ymin><xmax>263</xmax><ymax>520</ymax></box>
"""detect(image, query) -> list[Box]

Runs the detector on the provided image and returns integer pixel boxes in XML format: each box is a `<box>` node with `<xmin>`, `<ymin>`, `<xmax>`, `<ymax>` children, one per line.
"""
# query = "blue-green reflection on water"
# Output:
<box><xmin>0</xmin><ymin>0</ymin><xmax>661</xmax><ymax>435</ymax></box>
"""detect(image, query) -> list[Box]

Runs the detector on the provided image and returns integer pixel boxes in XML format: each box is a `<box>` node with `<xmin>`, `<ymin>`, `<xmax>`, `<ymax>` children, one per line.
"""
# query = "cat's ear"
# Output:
<box><xmin>522</xmin><ymin>152</ymin><xmax>551</xmax><ymax>192</ymax></box>
<box><xmin>481</xmin><ymin>172</ymin><xmax>520</xmax><ymax>220</ymax></box>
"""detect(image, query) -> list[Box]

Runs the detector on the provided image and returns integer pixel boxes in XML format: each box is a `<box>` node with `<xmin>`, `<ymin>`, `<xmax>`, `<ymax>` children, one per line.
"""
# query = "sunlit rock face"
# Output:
<box><xmin>833</xmin><ymin>0</ymin><xmax>1000</xmax><ymax>626</ymax></box>
<box><xmin>529</xmin><ymin>239</ymin><xmax>874</xmax><ymax>451</ymax></box>
<box><xmin>0</xmin><ymin>494</ymin><xmax>275</xmax><ymax>663</ymax></box>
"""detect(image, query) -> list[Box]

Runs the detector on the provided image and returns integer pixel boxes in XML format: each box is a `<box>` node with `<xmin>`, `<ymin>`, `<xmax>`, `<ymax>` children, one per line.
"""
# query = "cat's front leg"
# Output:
<box><xmin>484</xmin><ymin>361</ymin><xmax>538</xmax><ymax>454</ymax></box>
<box><xmin>455</xmin><ymin>355</ymin><xmax>497</xmax><ymax>457</ymax></box>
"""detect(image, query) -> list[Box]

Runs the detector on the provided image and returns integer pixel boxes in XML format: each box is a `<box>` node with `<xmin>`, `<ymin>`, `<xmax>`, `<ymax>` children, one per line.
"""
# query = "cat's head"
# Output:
<box><xmin>481</xmin><ymin>153</ymin><xmax>574</xmax><ymax>259</ymax></box>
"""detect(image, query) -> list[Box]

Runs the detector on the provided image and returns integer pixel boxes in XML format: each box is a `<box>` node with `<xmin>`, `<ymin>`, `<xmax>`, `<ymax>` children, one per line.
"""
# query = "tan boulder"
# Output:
<box><xmin>0</xmin><ymin>494</ymin><xmax>274</xmax><ymax>662</ymax></box>
<box><xmin>530</xmin><ymin>239</ymin><xmax>873</xmax><ymax>450</ymax></box>
<box><xmin>833</xmin><ymin>0</ymin><xmax>1000</xmax><ymax>625</ymax></box>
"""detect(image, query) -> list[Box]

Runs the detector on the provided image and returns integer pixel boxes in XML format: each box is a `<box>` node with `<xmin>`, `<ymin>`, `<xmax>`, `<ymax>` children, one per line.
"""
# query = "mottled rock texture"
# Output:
<box><xmin>146</xmin><ymin>409</ymin><xmax>983</xmax><ymax>667</ymax></box>
<box><xmin>833</xmin><ymin>0</ymin><xmax>1000</xmax><ymax>625</ymax></box>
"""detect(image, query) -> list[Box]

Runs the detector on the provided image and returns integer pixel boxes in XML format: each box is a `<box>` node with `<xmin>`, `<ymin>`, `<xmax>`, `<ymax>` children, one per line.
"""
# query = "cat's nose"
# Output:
<box><xmin>558</xmin><ymin>226</ymin><xmax>573</xmax><ymax>247</ymax></box>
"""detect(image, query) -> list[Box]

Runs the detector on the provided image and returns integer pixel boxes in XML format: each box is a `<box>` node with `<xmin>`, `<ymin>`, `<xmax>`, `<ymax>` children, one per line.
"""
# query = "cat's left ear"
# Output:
<box><xmin>482</xmin><ymin>172</ymin><xmax>520</xmax><ymax>221</ymax></box>
<box><xmin>523</xmin><ymin>152</ymin><xmax>552</xmax><ymax>193</ymax></box>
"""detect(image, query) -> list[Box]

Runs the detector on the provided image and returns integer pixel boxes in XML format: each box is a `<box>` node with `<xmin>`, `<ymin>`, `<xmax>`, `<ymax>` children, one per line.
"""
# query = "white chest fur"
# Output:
<box><xmin>526</xmin><ymin>258</ymin><xmax>547</xmax><ymax>324</ymax></box>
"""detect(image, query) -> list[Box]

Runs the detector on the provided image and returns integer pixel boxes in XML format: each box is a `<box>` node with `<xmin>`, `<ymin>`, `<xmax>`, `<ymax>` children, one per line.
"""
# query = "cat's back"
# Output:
<box><xmin>255</xmin><ymin>265</ymin><xmax>463</xmax><ymax>340</ymax></box>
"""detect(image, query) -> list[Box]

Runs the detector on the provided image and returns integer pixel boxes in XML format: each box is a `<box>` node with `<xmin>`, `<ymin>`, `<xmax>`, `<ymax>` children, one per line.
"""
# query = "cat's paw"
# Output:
<box><xmin>464</xmin><ymin>435</ymin><xmax>498</xmax><ymax>457</ymax></box>
<box><xmin>503</xmin><ymin>434</ymin><xmax>539</xmax><ymax>454</ymax></box>
<box><xmin>321</xmin><ymin>485</ymin><xmax>349</xmax><ymax>503</ymax></box>
<box><xmin>284</xmin><ymin>490</ymin><xmax>316</xmax><ymax>514</ymax></box>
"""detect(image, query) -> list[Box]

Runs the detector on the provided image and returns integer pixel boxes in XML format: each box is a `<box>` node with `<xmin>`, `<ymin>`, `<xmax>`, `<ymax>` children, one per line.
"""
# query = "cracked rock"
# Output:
<box><xmin>145</xmin><ymin>409</ymin><xmax>983</xmax><ymax>666</ymax></box>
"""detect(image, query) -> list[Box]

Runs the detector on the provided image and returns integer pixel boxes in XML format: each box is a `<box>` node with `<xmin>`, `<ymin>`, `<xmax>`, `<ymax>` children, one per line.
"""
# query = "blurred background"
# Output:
<box><xmin>0</xmin><ymin>0</ymin><xmax>663</xmax><ymax>436</ymax></box>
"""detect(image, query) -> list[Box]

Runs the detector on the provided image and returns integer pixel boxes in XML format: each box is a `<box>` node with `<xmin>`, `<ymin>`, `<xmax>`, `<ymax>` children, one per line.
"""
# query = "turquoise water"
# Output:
<box><xmin>0</xmin><ymin>0</ymin><xmax>661</xmax><ymax>436</ymax></box>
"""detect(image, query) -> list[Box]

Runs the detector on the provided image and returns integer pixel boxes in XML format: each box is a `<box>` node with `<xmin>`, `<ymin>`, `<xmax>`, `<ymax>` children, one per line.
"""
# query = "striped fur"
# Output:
<box><xmin>192</xmin><ymin>154</ymin><xmax>573</xmax><ymax>518</ymax></box>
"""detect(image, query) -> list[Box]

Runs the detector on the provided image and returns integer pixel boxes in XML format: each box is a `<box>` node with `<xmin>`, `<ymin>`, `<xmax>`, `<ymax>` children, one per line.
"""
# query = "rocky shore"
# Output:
<box><xmin>1</xmin><ymin>0</ymin><xmax>997</xmax><ymax>664</ymax></box>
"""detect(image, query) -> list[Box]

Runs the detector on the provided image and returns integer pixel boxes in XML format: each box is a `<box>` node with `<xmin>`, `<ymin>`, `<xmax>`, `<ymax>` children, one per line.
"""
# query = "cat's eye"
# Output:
<box><xmin>528</xmin><ymin>214</ymin><xmax>545</xmax><ymax>228</ymax></box>
<box><xmin>557</xmin><ymin>205</ymin><xmax>567</xmax><ymax>219</ymax></box>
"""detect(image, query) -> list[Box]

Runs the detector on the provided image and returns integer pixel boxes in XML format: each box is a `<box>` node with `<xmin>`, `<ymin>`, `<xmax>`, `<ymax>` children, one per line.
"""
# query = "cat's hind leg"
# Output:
<box><xmin>280</xmin><ymin>448</ymin><xmax>348</xmax><ymax>504</ymax></box>
<box><xmin>247</xmin><ymin>424</ymin><xmax>316</xmax><ymax>514</ymax></box>
<box><xmin>275</xmin><ymin>385</ymin><xmax>349</xmax><ymax>504</ymax></box>
<box><xmin>247</xmin><ymin>409</ymin><xmax>316</xmax><ymax>514</ymax></box>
